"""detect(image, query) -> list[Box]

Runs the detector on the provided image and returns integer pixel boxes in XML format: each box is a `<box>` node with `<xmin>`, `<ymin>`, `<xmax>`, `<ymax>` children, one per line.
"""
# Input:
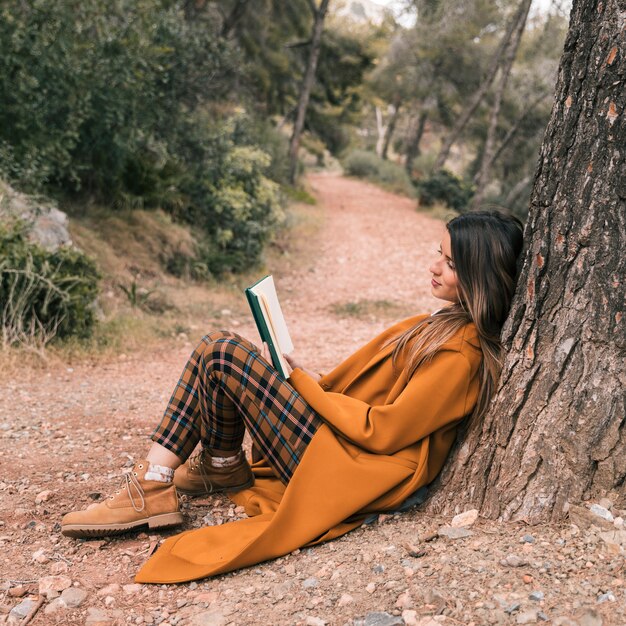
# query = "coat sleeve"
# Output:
<box><xmin>289</xmin><ymin>349</ymin><xmax>473</xmax><ymax>455</ymax></box>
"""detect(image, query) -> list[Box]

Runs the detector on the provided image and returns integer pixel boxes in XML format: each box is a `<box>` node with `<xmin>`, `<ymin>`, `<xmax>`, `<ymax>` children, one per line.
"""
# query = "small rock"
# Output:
<box><xmin>372</xmin><ymin>564</ymin><xmax>385</xmax><ymax>573</ymax></box>
<box><xmin>395</xmin><ymin>591</ymin><xmax>412</xmax><ymax>609</ymax></box>
<box><xmin>568</xmin><ymin>504</ymin><xmax>614</xmax><ymax>530</ymax></box>
<box><xmin>193</xmin><ymin>591</ymin><xmax>219</xmax><ymax>604</ymax></box>
<box><xmin>362</xmin><ymin>612</ymin><xmax>404</xmax><ymax>626</ymax></box>
<box><xmin>578</xmin><ymin>609</ymin><xmax>604</xmax><ymax>626</ymax></box>
<box><xmin>60</xmin><ymin>587</ymin><xmax>88</xmax><ymax>608</ymax></box>
<box><xmin>599</xmin><ymin>529</ymin><xmax>626</xmax><ymax>548</ymax></box>
<box><xmin>505</xmin><ymin>603</ymin><xmax>521</xmax><ymax>614</ymax></box>
<box><xmin>39</xmin><ymin>575</ymin><xmax>72</xmax><ymax>599</ymax></box>
<box><xmin>7</xmin><ymin>586</ymin><xmax>27</xmax><ymax>598</ymax></box>
<box><xmin>122</xmin><ymin>583</ymin><xmax>143</xmax><ymax>595</ymax></box>
<box><xmin>613</xmin><ymin>516</ymin><xmax>624</xmax><ymax>529</ymax></box>
<box><xmin>302</xmin><ymin>577</ymin><xmax>318</xmax><ymax>589</ymax></box>
<box><xmin>590</xmin><ymin>504</ymin><xmax>614</xmax><ymax>522</ymax></box>
<box><xmin>35</xmin><ymin>489</ymin><xmax>53</xmax><ymax>504</ymax></box>
<box><xmin>366</xmin><ymin>582</ymin><xmax>376</xmax><ymax>594</ymax></box>
<box><xmin>516</xmin><ymin>609</ymin><xmax>538</xmax><ymax>624</ymax></box>
<box><xmin>85</xmin><ymin>607</ymin><xmax>114</xmax><ymax>625</ymax></box>
<box><xmin>529</xmin><ymin>591</ymin><xmax>544</xmax><ymax>602</ymax></box>
<box><xmin>97</xmin><ymin>584</ymin><xmax>121</xmax><ymax>596</ymax></box>
<box><xmin>596</xmin><ymin>592</ymin><xmax>616</xmax><ymax>603</ymax></box>
<box><xmin>537</xmin><ymin>612</ymin><xmax>549</xmax><ymax>622</ymax></box>
<box><xmin>9</xmin><ymin>598</ymin><xmax>38</xmax><ymax>619</ymax></box>
<box><xmin>284</xmin><ymin>564</ymin><xmax>296</xmax><ymax>576</ymax></box>
<box><xmin>337</xmin><ymin>593</ymin><xmax>354</xmax><ymax>606</ymax></box>
<box><xmin>188</xmin><ymin>609</ymin><xmax>227</xmax><ymax>626</ymax></box>
<box><xmin>503</xmin><ymin>554</ymin><xmax>527</xmax><ymax>568</ymax></box>
<box><xmin>523</xmin><ymin>574</ymin><xmax>533</xmax><ymax>584</ymax></box>
<box><xmin>44</xmin><ymin>598</ymin><xmax>65</xmax><ymax>615</ymax></box>
<box><xmin>438</xmin><ymin>526</ymin><xmax>473</xmax><ymax>539</ymax></box>
<box><xmin>598</xmin><ymin>497</ymin><xmax>614</xmax><ymax>511</ymax></box>
<box><xmin>401</xmin><ymin>610</ymin><xmax>418</xmax><ymax>626</ymax></box>
<box><xmin>32</xmin><ymin>548</ymin><xmax>49</xmax><ymax>564</ymax></box>
<box><xmin>450</xmin><ymin>509</ymin><xmax>478</xmax><ymax>527</ymax></box>
<box><xmin>305</xmin><ymin>617</ymin><xmax>327</xmax><ymax>626</ymax></box>
<box><xmin>104</xmin><ymin>596</ymin><xmax>116</xmax><ymax>607</ymax></box>
<box><xmin>50</xmin><ymin>561</ymin><xmax>69</xmax><ymax>574</ymax></box>
<box><xmin>521</xmin><ymin>534</ymin><xmax>535</xmax><ymax>543</ymax></box>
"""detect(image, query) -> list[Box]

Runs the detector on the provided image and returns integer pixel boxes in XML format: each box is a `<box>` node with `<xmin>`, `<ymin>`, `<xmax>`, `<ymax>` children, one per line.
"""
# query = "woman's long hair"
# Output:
<box><xmin>389</xmin><ymin>210</ymin><xmax>524</xmax><ymax>423</ymax></box>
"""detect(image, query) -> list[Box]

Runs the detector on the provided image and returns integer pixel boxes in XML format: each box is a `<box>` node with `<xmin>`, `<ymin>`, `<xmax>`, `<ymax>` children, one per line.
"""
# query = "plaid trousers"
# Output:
<box><xmin>151</xmin><ymin>330</ymin><xmax>323</xmax><ymax>484</ymax></box>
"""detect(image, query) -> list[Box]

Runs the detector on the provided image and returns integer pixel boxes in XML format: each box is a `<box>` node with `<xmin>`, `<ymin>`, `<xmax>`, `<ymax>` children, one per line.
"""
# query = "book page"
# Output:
<box><xmin>258</xmin><ymin>294</ymin><xmax>290</xmax><ymax>376</ymax></box>
<box><xmin>249</xmin><ymin>276</ymin><xmax>294</xmax><ymax>355</ymax></box>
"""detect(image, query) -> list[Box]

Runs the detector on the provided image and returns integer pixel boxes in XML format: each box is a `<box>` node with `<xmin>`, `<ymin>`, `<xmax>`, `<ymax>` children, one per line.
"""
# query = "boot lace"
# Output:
<box><xmin>109</xmin><ymin>469</ymin><xmax>146</xmax><ymax>512</ymax></box>
<box><xmin>188</xmin><ymin>449</ymin><xmax>215</xmax><ymax>495</ymax></box>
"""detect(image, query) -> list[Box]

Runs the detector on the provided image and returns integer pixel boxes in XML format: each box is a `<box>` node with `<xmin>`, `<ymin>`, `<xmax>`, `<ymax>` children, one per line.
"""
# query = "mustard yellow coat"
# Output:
<box><xmin>135</xmin><ymin>314</ymin><xmax>482</xmax><ymax>583</ymax></box>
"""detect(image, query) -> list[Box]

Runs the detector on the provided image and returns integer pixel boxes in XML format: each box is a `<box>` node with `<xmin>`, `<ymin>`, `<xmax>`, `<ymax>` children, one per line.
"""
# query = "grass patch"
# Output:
<box><xmin>330</xmin><ymin>299</ymin><xmax>412</xmax><ymax>320</ymax></box>
<box><xmin>282</xmin><ymin>185</ymin><xmax>317</xmax><ymax>205</ymax></box>
<box><xmin>342</xmin><ymin>150</ymin><xmax>416</xmax><ymax>198</ymax></box>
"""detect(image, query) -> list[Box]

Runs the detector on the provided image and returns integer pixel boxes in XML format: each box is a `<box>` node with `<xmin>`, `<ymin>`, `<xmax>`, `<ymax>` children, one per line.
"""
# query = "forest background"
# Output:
<box><xmin>0</xmin><ymin>0</ymin><xmax>570</xmax><ymax>353</ymax></box>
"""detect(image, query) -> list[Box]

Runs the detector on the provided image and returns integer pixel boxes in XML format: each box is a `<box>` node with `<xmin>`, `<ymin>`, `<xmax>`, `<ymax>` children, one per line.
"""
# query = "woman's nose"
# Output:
<box><xmin>430</xmin><ymin>261</ymin><xmax>440</xmax><ymax>275</ymax></box>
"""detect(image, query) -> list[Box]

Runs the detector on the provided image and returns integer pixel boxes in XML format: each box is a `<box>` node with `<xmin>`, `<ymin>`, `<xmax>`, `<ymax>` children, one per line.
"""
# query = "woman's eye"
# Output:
<box><xmin>447</xmin><ymin>261</ymin><xmax>455</xmax><ymax>270</ymax></box>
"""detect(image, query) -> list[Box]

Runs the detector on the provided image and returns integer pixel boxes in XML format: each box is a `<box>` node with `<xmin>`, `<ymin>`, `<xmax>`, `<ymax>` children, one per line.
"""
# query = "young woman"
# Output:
<box><xmin>61</xmin><ymin>210</ymin><xmax>524</xmax><ymax>584</ymax></box>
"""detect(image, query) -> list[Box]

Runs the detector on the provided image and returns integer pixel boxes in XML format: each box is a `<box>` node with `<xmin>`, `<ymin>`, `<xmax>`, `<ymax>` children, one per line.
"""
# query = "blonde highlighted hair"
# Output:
<box><xmin>389</xmin><ymin>210</ymin><xmax>524</xmax><ymax>423</ymax></box>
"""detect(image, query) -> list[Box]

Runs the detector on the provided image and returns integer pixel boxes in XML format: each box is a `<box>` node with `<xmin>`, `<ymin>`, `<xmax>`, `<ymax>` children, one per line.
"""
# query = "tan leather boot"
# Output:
<box><xmin>174</xmin><ymin>448</ymin><xmax>254</xmax><ymax>497</ymax></box>
<box><xmin>61</xmin><ymin>460</ymin><xmax>183</xmax><ymax>538</ymax></box>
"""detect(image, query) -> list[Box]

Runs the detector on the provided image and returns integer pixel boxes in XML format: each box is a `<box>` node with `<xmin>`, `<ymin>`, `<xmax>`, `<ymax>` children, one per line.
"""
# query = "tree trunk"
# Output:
<box><xmin>426</xmin><ymin>0</ymin><xmax>626</xmax><ymax>523</ymax></box>
<box><xmin>433</xmin><ymin>0</ymin><xmax>532</xmax><ymax>171</ymax></box>
<box><xmin>288</xmin><ymin>0</ymin><xmax>331</xmax><ymax>184</ymax></box>
<box><xmin>471</xmin><ymin>0</ymin><xmax>532</xmax><ymax>209</ymax></box>
<box><xmin>375</xmin><ymin>105</ymin><xmax>386</xmax><ymax>158</ymax></box>
<box><xmin>489</xmin><ymin>91</ymin><xmax>551</xmax><ymax>172</ymax></box>
<box><xmin>220</xmin><ymin>0</ymin><xmax>250</xmax><ymax>37</ymax></box>
<box><xmin>405</xmin><ymin>110</ymin><xmax>428</xmax><ymax>176</ymax></box>
<box><xmin>381</xmin><ymin>97</ymin><xmax>402</xmax><ymax>161</ymax></box>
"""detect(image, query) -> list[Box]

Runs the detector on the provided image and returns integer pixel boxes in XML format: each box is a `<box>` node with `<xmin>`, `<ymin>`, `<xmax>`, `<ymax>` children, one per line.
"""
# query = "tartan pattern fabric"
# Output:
<box><xmin>151</xmin><ymin>330</ymin><xmax>323</xmax><ymax>484</ymax></box>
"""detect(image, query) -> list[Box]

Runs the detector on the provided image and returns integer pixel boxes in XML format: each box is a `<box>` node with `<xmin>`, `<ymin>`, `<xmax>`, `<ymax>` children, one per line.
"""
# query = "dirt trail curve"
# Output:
<box><xmin>0</xmin><ymin>173</ymin><xmax>622</xmax><ymax>625</ymax></box>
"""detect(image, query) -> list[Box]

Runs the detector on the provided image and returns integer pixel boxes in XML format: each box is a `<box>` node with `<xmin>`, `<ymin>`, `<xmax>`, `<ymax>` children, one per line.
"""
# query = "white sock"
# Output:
<box><xmin>145</xmin><ymin>463</ymin><xmax>174</xmax><ymax>483</ymax></box>
<box><xmin>211</xmin><ymin>451</ymin><xmax>242</xmax><ymax>468</ymax></box>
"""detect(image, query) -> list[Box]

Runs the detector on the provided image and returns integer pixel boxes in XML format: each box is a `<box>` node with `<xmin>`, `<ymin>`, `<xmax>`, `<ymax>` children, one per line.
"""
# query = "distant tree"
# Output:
<box><xmin>289</xmin><ymin>0</ymin><xmax>331</xmax><ymax>183</ymax></box>
<box><xmin>427</xmin><ymin>0</ymin><xmax>626</xmax><ymax>522</ymax></box>
<box><xmin>433</xmin><ymin>0</ymin><xmax>533</xmax><ymax>171</ymax></box>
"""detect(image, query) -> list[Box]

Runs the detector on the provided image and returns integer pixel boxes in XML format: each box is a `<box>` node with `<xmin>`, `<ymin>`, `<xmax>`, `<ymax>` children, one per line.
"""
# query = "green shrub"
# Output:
<box><xmin>417</xmin><ymin>170</ymin><xmax>474</xmax><ymax>211</ymax></box>
<box><xmin>0</xmin><ymin>222</ymin><xmax>100</xmax><ymax>348</ymax></box>
<box><xmin>342</xmin><ymin>150</ymin><xmax>415</xmax><ymax>196</ymax></box>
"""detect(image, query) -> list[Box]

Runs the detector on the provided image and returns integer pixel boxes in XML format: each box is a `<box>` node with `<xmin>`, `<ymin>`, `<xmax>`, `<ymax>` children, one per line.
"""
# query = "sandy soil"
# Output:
<box><xmin>0</xmin><ymin>173</ymin><xmax>623</xmax><ymax>625</ymax></box>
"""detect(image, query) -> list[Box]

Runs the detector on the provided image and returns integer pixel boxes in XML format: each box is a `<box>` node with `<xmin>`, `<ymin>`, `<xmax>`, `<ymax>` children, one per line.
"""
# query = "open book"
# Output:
<box><xmin>245</xmin><ymin>275</ymin><xmax>294</xmax><ymax>378</ymax></box>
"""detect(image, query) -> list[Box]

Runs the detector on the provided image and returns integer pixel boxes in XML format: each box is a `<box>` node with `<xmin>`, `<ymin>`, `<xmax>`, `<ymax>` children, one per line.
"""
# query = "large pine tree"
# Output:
<box><xmin>428</xmin><ymin>0</ymin><xmax>626</xmax><ymax>523</ymax></box>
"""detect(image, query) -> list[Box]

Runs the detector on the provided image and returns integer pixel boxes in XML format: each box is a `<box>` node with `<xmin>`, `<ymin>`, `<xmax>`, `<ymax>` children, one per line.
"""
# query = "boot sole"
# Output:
<box><xmin>176</xmin><ymin>476</ymin><xmax>255</xmax><ymax>498</ymax></box>
<box><xmin>61</xmin><ymin>511</ymin><xmax>184</xmax><ymax>539</ymax></box>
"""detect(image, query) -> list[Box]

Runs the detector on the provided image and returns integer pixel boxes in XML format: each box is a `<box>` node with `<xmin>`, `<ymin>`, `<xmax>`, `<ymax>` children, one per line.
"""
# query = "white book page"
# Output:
<box><xmin>250</xmin><ymin>276</ymin><xmax>294</xmax><ymax>355</ymax></box>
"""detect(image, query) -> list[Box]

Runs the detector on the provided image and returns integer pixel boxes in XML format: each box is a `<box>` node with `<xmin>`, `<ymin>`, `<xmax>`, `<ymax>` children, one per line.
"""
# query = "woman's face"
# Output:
<box><xmin>429</xmin><ymin>230</ymin><xmax>460</xmax><ymax>303</ymax></box>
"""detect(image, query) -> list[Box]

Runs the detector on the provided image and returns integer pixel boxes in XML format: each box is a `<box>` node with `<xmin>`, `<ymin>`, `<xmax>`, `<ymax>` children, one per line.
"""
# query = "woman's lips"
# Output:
<box><xmin>431</xmin><ymin>279</ymin><xmax>440</xmax><ymax>287</ymax></box>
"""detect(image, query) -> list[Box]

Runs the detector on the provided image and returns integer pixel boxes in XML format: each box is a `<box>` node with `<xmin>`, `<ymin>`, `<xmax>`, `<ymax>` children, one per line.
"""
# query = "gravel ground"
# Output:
<box><xmin>0</xmin><ymin>173</ymin><xmax>624</xmax><ymax>625</ymax></box>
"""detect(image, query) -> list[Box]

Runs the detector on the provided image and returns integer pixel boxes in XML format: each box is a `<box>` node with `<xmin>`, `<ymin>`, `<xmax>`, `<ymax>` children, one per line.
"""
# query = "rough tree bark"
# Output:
<box><xmin>381</xmin><ymin>96</ymin><xmax>402</xmax><ymax>160</ymax></box>
<box><xmin>471</xmin><ymin>0</ymin><xmax>532</xmax><ymax>209</ymax></box>
<box><xmin>405</xmin><ymin>110</ymin><xmax>428</xmax><ymax>176</ymax></box>
<box><xmin>427</xmin><ymin>0</ymin><xmax>626</xmax><ymax>523</ymax></box>
<box><xmin>288</xmin><ymin>0</ymin><xmax>331</xmax><ymax>184</ymax></box>
<box><xmin>433</xmin><ymin>0</ymin><xmax>532</xmax><ymax>171</ymax></box>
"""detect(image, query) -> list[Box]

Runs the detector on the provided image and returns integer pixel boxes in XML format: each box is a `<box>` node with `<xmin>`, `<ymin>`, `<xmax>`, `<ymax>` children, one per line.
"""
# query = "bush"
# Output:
<box><xmin>342</xmin><ymin>150</ymin><xmax>415</xmax><ymax>196</ymax></box>
<box><xmin>417</xmin><ymin>170</ymin><xmax>474</xmax><ymax>212</ymax></box>
<box><xmin>0</xmin><ymin>222</ymin><xmax>100</xmax><ymax>348</ymax></box>
<box><xmin>169</xmin><ymin>115</ymin><xmax>285</xmax><ymax>276</ymax></box>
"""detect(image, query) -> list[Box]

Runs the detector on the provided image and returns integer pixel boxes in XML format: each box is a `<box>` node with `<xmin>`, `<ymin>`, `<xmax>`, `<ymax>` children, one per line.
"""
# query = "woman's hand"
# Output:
<box><xmin>261</xmin><ymin>343</ymin><xmax>320</xmax><ymax>381</ymax></box>
<box><xmin>285</xmin><ymin>353</ymin><xmax>320</xmax><ymax>382</ymax></box>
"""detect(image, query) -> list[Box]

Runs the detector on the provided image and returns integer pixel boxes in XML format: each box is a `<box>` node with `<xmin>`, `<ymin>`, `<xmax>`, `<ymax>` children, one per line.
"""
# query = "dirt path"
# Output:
<box><xmin>0</xmin><ymin>174</ymin><xmax>623</xmax><ymax>625</ymax></box>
